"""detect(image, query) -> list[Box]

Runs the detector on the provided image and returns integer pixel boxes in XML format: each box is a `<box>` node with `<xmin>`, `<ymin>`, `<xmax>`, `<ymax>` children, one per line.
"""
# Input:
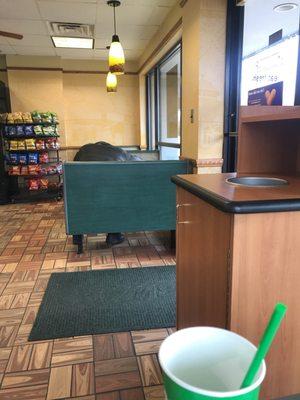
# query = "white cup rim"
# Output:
<box><xmin>159</xmin><ymin>327</ymin><xmax>266</xmax><ymax>398</ymax></box>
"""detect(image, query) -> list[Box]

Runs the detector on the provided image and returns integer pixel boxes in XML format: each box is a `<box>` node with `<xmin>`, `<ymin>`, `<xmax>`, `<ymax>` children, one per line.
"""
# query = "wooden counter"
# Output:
<box><xmin>173</xmin><ymin>173</ymin><xmax>300</xmax><ymax>399</ymax></box>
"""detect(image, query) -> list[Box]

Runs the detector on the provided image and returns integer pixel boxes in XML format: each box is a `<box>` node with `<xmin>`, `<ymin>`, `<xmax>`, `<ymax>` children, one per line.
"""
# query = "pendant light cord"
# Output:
<box><xmin>113</xmin><ymin>5</ymin><xmax>117</xmax><ymax>35</ymax></box>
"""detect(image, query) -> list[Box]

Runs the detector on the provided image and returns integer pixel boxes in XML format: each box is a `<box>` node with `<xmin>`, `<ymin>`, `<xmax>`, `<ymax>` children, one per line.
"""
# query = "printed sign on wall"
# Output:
<box><xmin>248</xmin><ymin>81</ymin><xmax>283</xmax><ymax>106</ymax></box>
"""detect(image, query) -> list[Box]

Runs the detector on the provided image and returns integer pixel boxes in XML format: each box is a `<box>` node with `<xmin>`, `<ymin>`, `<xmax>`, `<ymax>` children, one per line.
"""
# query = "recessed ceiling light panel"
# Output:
<box><xmin>51</xmin><ymin>36</ymin><xmax>94</xmax><ymax>49</ymax></box>
<box><xmin>273</xmin><ymin>3</ymin><xmax>299</xmax><ymax>12</ymax></box>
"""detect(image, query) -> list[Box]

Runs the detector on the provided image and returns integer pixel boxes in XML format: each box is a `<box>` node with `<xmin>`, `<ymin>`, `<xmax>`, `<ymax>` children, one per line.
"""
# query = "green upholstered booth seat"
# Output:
<box><xmin>63</xmin><ymin>160</ymin><xmax>191</xmax><ymax>243</ymax></box>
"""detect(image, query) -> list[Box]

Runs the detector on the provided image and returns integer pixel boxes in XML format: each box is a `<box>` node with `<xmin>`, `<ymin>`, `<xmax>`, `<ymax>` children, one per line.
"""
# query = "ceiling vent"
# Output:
<box><xmin>48</xmin><ymin>22</ymin><xmax>94</xmax><ymax>38</ymax></box>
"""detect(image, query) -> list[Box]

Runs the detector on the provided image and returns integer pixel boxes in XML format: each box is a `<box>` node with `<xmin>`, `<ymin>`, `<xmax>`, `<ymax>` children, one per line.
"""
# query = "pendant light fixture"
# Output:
<box><xmin>107</xmin><ymin>0</ymin><xmax>125</xmax><ymax>75</ymax></box>
<box><xmin>106</xmin><ymin>71</ymin><xmax>117</xmax><ymax>92</ymax></box>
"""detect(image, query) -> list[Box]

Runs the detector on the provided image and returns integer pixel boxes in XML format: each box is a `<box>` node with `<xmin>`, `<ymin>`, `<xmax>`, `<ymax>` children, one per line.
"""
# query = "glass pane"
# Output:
<box><xmin>241</xmin><ymin>0</ymin><xmax>300</xmax><ymax>106</ymax></box>
<box><xmin>159</xmin><ymin>48</ymin><xmax>181</xmax><ymax>144</ymax></box>
<box><xmin>147</xmin><ymin>71</ymin><xmax>156</xmax><ymax>150</ymax></box>
<box><xmin>159</xmin><ymin>146</ymin><xmax>180</xmax><ymax>160</ymax></box>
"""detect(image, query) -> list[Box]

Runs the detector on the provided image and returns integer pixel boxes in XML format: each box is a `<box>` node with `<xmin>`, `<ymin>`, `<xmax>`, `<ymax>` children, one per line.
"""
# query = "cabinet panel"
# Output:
<box><xmin>176</xmin><ymin>187</ymin><xmax>233</xmax><ymax>330</ymax></box>
<box><xmin>230</xmin><ymin>212</ymin><xmax>300</xmax><ymax>399</ymax></box>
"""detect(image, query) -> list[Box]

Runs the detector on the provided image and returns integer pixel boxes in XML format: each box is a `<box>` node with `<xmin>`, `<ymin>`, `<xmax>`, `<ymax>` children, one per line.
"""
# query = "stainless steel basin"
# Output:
<box><xmin>226</xmin><ymin>177</ymin><xmax>289</xmax><ymax>187</ymax></box>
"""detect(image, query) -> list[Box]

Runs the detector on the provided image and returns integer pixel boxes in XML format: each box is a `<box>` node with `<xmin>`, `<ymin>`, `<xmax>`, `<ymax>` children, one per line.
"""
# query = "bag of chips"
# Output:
<box><xmin>28</xmin><ymin>153</ymin><xmax>39</xmax><ymax>164</ymax></box>
<box><xmin>28</xmin><ymin>165</ymin><xmax>41</xmax><ymax>176</ymax></box>
<box><xmin>7</xmin><ymin>126</ymin><xmax>17</xmax><ymax>137</ymax></box>
<box><xmin>56</xmin><ymin>163</ymin><xmax>63</xmax><ymax>175</ymax></box>
<box><xmin>41</xmin><ymin>112</ymin><xmax>52</xmax><ymax>124</ymax></box>
<box><xmin>46</xmin><ymin>138</ymin><xmax>59</xmax><ymax>149</ymax></box>
<box><xmin>16</xmin><ymin>125</ymin><xmax>24</xmax><ymax>137</ymax></box>
<box><xmin>42</xmin><ymin>125</ymin><xmax>55</xmax><ymax>136</ymax></box>
<box><xmin>22</xmin><ymin>112</ymin><xmax>33</xmax><ymax>123</ymax></box>
<box><xmin>33</xmin><ymin>125</ymin><xmax>43</xmax><ymax>135</ymax></box>
<box><xmin>19</xmin><ymin>154</ymin><xmax>28</xmax><ymax>165</ymax></box>
<box><xmin>39</xmin><ymin>179</ymin><xmax>48</xmax><ymax>190</ymax></box>
<box><xmin>9</xmin><ymin>141</ymin><xmax>18</xmax><ymax>151</ymax></box>
<box><xmin>9</xmin><ymin>166</ymin><xmax>21</xmax><ymax>175</ymax></box>
<box><xmin>9</xmin><ymin>153</ymin><xmax>19</xmax><ymax>165</ymax></box>
<box><xmin>17</xmin><ymin>140</ymin><xmax>26</xmax><ymax>150</ymax></box>
<box><xmin>24</xmin><ymin>125</ymin><xmax>34</xmax><ymax>136</ymax></box>
<box><xmin>6</xmin><ymin>113</ymin><xmax>14</xmax><ymax>124</ymax></box>
<box><xmin>35</xmin><ymin>140</ymin><xmax>45</xmax><ymax>150</ymax></box>
<box><xmin>51</xmin><ymin>112</ymin><xmax>58</xmax><ymax>123</ymax></box>
<box><xmin>40</xmin><ymin>166</ymin><xmax>48</xmax><ymax>175</ymax></box>
<box><xmin>25</xmin><ymin>139</ymin><xmax>36</xmax><ymax>150</ymax></box>
<box><xmin>28</xmin><ymin>179</ymin><xmax>39</xmax><ymax>191</ymax></box>
<box><xmin>31</xmin><ymin>111</ymin><xmax>42</xmax><ymax>123</ymax></box>
<box><xmin>20</xmin><ymin>166</ymin><xmax>28</xmax><ymax>175</ymax></box>
<box><xmin>12</xmin><ymin>112</ymin><xmax>23</xmax><ymax>124</ymax></box>
<box><xmin>46</xmin><ymin>165</ymin><xmax>57</xmax><ymax>175</ymax></box>
<box><xmin>39</xmin><ymin>152</ymin><xmax>49</xmax><ymax>163</ymax></box>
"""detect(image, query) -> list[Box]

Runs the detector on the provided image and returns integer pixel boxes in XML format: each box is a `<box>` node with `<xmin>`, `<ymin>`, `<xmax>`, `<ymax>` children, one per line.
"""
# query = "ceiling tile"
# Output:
<box><xmin>0</xmin><ymin>0</ymin><xmax>41</xmax><ymax>20</ymax></box>
<box><xmin>55</xmin><ymin>48</ymin><xmax>94</xmax><ymax>58</ymax></box>
<box><xmin>9</xmin><ymin>45</ymin><xmax>57</xmax><ymax>56</ymax></box>
<box><xmin>6</xmin><ymin>35</ymin><xmax>52</xmax><ymax>47</ymax></box>
<box><xmin>37</xmin><ymin>0</ymin><xmax>98</xmax><ymax>24</ymax></box>
<box><xmin>0</xmin><ymin>19</ymin><xmax>48</xmax><ymax>35</ymax></box>
<box><xmin>97</xmin><ymin>4</ymin><xmax>157</xmax><ymax>26</ymax></box>
<box><xmin>0</xmin><ymin>44</ymin><xmax>16</xmax><ymax>55</ymax></box>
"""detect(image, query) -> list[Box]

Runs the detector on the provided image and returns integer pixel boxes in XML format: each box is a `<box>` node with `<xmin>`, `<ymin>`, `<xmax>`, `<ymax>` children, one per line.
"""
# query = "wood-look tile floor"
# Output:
<box><xmin>0</xmin><ymin>201</ymin><xmax>175</xmax><ymax>400</ymax></box>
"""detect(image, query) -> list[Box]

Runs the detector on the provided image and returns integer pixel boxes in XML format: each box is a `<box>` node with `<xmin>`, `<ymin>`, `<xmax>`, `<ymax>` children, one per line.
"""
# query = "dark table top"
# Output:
<box><xmin>172</xmin><ymin>173</ymin><xmax>300</xmax><ymax>214</ymax></box>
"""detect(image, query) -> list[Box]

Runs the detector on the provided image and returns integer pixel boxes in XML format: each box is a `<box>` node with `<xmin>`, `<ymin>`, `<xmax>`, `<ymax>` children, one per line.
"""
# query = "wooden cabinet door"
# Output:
<box><xmin>176</xmin><ymin>187</ymin><xmax>233</xmax><ymax>330</ymax></box>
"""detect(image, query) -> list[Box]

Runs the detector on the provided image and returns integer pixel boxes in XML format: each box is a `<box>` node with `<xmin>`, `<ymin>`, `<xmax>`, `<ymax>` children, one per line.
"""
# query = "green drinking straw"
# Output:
<box><xmin>241</xmin><ymin>302</ymin><xmax>287</xmax><ymax>389</ymax></box>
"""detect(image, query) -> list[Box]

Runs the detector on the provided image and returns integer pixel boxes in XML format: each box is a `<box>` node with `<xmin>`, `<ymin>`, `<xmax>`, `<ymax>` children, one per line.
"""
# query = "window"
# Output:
<box><xmin>146</xmin><ymin>43</ymin><xmax>181</xmax><ymax>160</ymax></box>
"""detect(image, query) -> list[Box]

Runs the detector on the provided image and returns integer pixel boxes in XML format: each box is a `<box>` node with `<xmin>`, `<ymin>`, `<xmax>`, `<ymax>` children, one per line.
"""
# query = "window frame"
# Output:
<box><xmin>146</xmin><ymin>42</ymin><xmax>182</xmax><ymax>155</ymax></box>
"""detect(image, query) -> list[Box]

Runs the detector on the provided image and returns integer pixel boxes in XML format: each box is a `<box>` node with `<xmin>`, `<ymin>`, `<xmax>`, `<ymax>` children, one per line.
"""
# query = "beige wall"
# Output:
<box><xmin>181</xmin><ymin>0</ymin><xmax>227</xmax><ymax>170</ymax></box>
<box><xmin>5</xmin><ymin>56</ymin><xmax>140</xmax><ymax>159</ymax></box>
<box><xmin>63</xmin><ymin>72</ymin><xmax>139</xmax><ymax>147</ymax></box>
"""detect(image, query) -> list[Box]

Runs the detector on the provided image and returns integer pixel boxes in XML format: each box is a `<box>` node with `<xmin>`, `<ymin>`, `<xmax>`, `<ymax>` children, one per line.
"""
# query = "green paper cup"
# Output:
<box><xmin>159</xmin><ymin>327</ymin><xmax>266</xmax><ymax>400</ymax></box>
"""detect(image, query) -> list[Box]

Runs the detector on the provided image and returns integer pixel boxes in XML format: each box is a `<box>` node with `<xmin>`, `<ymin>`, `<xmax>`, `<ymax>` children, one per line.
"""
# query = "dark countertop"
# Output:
<box><xmin>172</xmin><ymin>173</ymin><xmax>300</xmax><ymax>214</ymax></box>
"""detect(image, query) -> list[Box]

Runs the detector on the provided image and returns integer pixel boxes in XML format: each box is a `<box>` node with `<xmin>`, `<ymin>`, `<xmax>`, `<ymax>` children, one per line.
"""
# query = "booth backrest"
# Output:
<box><xmin>63</xmin><ymin>160</ymin><xmax>191</xmax><ymax>235</ymax></box>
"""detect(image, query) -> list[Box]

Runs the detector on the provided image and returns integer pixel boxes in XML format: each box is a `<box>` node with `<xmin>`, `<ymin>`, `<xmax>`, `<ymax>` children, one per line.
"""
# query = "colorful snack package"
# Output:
<box><xmin>19</xmin><ymin>154</ymin><xmax>28</xmax><ymax>165</ymax></box>
<box><xmin>35</xmin><ymin>139</ymin><xmax>45</xmax><ymax>150</ymax></box>
<box><xmin>6</xmin><ymin>113</ymin><xmax>14</xmax><ymax>124</ymax></box>
<box><xmin>39</xmin><ymin>179</ymin><xmax>48</xmax><ymax>190</ymax></box>
<box><xmin>41</xmin><ymin>112</ymin><xmax>52</xmax><ymax>123</ymax></box>
<box><xmin>42</xmin><ymin>126</ymin><xmax>55</xmax><ymax>136</ymax></box>
<box><xmin>20</xmin><ymin>166</ymin><xmax>29</xmax><ymax>175</ymax></box>
<box><xmin>24</xmin><ymin>125</ymin><xmax>34</xmax><ymax>136</ymax></box>
<box><xmin>9</xmin><ymin>141</ymin><xmax>18</xmax><ymax>150</ymax></box>
<box><xmin>31</xmin><ymin>111</ymin><xmax>42</xmax><ymax>123</ymax></box>
<box><xmin>33</xmin><ymin>125</ymin><xmax>43</xmax><ymax>135</ymax></box>
<box><xmin>9</xmin><ymin>153</ymin><xmax>19</xmax><ymax>165</ymax></box>
<box><xmin>28</xmin><ymin>179</ymin><xmax>39</xmax><ymax>191</ymax></box>
<box><xmin>46</xmin><ymin>138</ymin><xmax>59</xmax><ymax>149</ymax></box>
<box><xmin>46</xmin><ymin>165</ymin><xmax>57</xmax><ymax>175</ymax></box>
<box><xmin>17</xmin><ymin>140</ymin><xmax>26</xmax><ymax>150</ymax></box>
<box><xmin>40</xmin><ymin>166</ymin><xmax>48</xmax><ymax>175</ymax></box>
<box><xmin>16</xmin><ymin>125</ymin><xmax>24</xmax><ymax>136</ymax></box>
<box><xmin>28</xmin><ymin>152</ymin><xmax>39</xmax><ymax>165</ymax></box>
<box><xmin>12</xmin><ymin>112</ymin><xmax>23</xmax><ymax>124</ymax></box>
<box><xmin>25</xmin><ymin>139</ymin><xmax>36</xmax><ymax>150</ymax></box>
<box><xmin>4</xmin><ymin>141</ymin><xmax>10</xmax><ymax>151</ymax></box>
<box><xmin>7</xmin><ymin>126</ymin><xmax>17</xmax><ymax>137</ymax></box>
<box><xmin>51</xmin><ymin>112</ymin><xmax>58</xmax><ymax>123</ymax></box>
<box><xmin>39</xmin><ymin>152</ymin><xmax>49</xmax><ymax>163</ymax></box>
<box><xmin>22</xmin><ymin>112</ymin><xmax>33</xmax><ymax>123</ymax></box>
<box><xmin>28</xmin><ymin>165</ymin><xmax>41</xmax><ymax>176</ymax></box>
<box><xmin>56</xmin><ymin>163</ymin><xmax>63</xmax><ymax>175</ymax></box>
<box><xmin>9</xmin><ymin>166</ymin><xmax>21</xmax><ymax>175</ymax></box>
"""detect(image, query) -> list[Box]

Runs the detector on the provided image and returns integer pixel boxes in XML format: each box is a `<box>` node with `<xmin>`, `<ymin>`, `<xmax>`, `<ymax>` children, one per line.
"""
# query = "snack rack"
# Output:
<box><xmin>0</xmin><ymin>111</ymin><xmax>63</xmax><ymax>203</ymax></box>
